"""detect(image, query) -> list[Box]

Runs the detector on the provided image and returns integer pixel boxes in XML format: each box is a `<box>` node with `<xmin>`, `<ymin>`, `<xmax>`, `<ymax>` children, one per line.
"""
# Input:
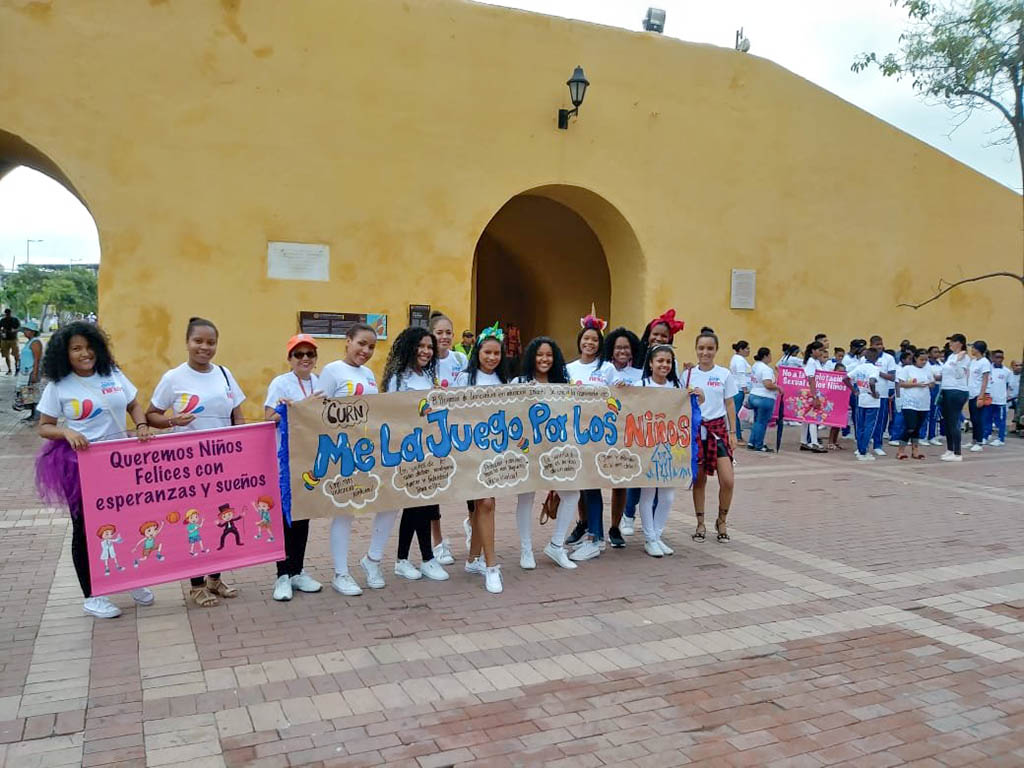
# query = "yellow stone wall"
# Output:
<box><xmin>2</xmin><ymin>0</ymin><xmax>1020</xmax><ymax>416</ymax></box>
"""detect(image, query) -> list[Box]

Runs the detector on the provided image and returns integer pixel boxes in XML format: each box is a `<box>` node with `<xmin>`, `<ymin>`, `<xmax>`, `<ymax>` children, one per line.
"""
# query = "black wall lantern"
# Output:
<box><xmin>557</xmin><ymin>66</ymin><xmax>590</xmax><ymax>130</ymax></box>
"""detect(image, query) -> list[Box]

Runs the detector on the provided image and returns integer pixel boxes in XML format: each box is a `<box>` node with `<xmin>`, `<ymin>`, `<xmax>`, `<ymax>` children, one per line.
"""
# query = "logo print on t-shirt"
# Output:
<box><xmin>176</xmin><ymin>393</ymin><xmax>205</xmax><ymax>414</ymax></box>
<box><xmin>70</xmin><ymin>399</ymin><xmax>103</xmax><ymax>421</ymax></box>
<box><xmin>344</xmin><ymin>381</ymin><xmax>365</xmax><ymax>396</ymax></box>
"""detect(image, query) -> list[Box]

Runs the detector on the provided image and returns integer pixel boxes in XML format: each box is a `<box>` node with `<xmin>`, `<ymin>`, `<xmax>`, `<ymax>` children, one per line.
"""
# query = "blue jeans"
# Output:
<box><xmin>732</xmin><ymin>392</ymin><xmax>746</xmax><ymax>441</ymax></box>
<box><xmin>843</xmin><ymin>392</ymin><xmax>855</xmax><ymax>436</ymax></box>
<box><xmin>747</xmin><ymin>394</ymin><xmax>775</xmax><ymax>450</ymax></box>
<box><xmin>857</xmin><ymin>406</ymin><xmax>879</xmax><ymax>455</ymax></box>
<box><xmin>926</xmin><ymin>386</ymin><xmax>941</xmax><ymax>439</ymax></box>
<box><xmin>624</xmin><ymin>487</ymin><xmax>655</xmax><ymax>520</ymax></box>
<box><xmin>872</xmin><ymin>395</ymin><xmax>892</xmax><ymax>449</ymax></box>
<box><xmin>891</xmin><ymin>405</ymin><xmax>904</xmax><ymax>444</ymax></box>
<box><xmin>985</xmin><ymin>404</ymin><xmax>1005</xmax><ymax>442</ymax></box>
<box><xmin>582</xmin><ymin>489</ymin><xmax>604</xmax><ymax>541</ymax></box>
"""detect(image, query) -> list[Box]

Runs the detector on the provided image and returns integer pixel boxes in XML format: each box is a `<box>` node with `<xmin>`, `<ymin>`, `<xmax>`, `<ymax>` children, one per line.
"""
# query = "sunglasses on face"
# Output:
<box><xmin>291</xmin><ymin>351</ymin><xmax>317</xmax><ymax>359</ymax></box>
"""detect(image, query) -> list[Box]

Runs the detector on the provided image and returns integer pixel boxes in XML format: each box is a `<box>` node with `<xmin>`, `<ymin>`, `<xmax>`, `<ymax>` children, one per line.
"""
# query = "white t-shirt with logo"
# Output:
<box><xmin>566</xmin><ymin>359</ymin><xmax>606</xmax><ymax>385</ymax></box>
<box><xmin>897</xmin><ymin>365</ymin><xmax>934</xmax><ymax>412</ymax></box>
<box><xmin>435</xmin><ymin>351</ymin><xmax>467</xmax><ymax>389</ymax></box>
<box><xmin>988</xmin><ymin>366</ymin><xmax>1010</xmax><ymax>405</ymax></box>
<box><xmin>841</xmin><ymin>354</ymin><xmax>860</xmax><ymax>373</ymax></box>
<box><xmin>803</xmin><ymin>358</ymin><xmax>823</xmax><ymax>379</ymax></box>
<box><xmin>940</xmin><ymin>352</ymin><xmax>970</xmax><ymax>392</ymax></box>
<box><xmin>848</xmin><ymin>362</ymin><xmax>881</xmax><ymax>409</ymax></box>
<box><xmin>968</xmin><ymin>357</ymin><xmax>992</xmax><ymax>398</ymax></box>
<box><xmin>38</xmin><ymin>369</ymin><xmax>139</xmax><ymax>443</ymax></box>
<box><xmin>387</xmin><ymin>369</ymin><xmax>433</xmax><ymax>392</ymax></box>
<box><xmin>874</xmin><ymin>352</ymin><xmax>897</xmax><ymax>397</ymax></box>
<box><xmin>749</xmin><ymin>361</ymin><xmax>776</xmax><ymax>399</ymax></box>
<box><xmin>319</xmin><ymin>360</ymin><xmax>378</xmax><ymax>398</ymax></box>
<box><xmin>454</xmin><ymin>370</ymin><xmax>502</xmax><ymax>387</ymax></box>
<box><xmin>688</xmin><ymin>365</ymin><xmax>738</xmax><ymax>421</ymax></box>
<box><xmin>151</xmin><ymin>363</ymin><xmax>246</xmax><ymax>432</ymax></box>
<box><xmin>264</xmin><ymin>372</ymin><xmax>320</xmax><ymax>409</ymax></box>
<box><xmin>729</xmin><ymin>354</ymin><xmax>752</xmax><ymax>392</ymax></box>
<box><xmin>599</xmin><ymin>362</ymin><xmax>643</xmax><ymax>387</ymax></box>
<box><xmin>639</xmin><ymin>377</ymin><xmax>679</xmax><ymax>389</ymax></box>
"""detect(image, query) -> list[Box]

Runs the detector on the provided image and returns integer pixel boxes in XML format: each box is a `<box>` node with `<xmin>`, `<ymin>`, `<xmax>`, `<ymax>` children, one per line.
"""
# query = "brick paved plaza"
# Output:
<box><xmin>2</xmin><ymin>375</ymin><xmax>1023</xmax><ymax>768</ymax></box>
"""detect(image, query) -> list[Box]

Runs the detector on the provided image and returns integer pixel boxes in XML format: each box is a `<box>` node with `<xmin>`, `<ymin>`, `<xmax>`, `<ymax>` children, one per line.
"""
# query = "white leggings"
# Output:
<box><xmin>803</xmin><ymin>423</ymin><xmax>819</xmax><ymax>445</ymax></box>
<box><xmin>639</xmin><ymin>487</ymin><xmax>675</xmax><ymax>542</ymax></box>
<box><xmin>329</xmin><ymin>509</ymin><xmax>398</xmax><ymax>574</ymax></box>
<box><xmin>516</xmin><ymin>490</ymin><xmax>579</xmax><ymax>549</ymax></box>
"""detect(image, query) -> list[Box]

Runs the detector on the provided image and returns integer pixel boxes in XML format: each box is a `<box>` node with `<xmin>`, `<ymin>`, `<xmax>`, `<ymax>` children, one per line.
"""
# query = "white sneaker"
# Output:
<box><xmin>332</xmin><ymin>572</ymin><xmax>363</xmax><ymax>596</ymax></box>
<box><xmin>394</xmin><ymin>559</ymin><xmax>422</xmax><ymax>580</ymax></box>
<box><xmin>543</xmin><ymin>542</ymin><xmax>577</xmax><ymax>569</ymax></box>
<box><xmin>420</xmin><ymin>559</ymin><xmax>450</xmax><ymax>581</ymax></box>
<box><xmin>520</xmin><ymin>548</ymin><xmax>536</xmax><ymax>570</ymax></box>
<box><xmin>83</xmin><ymin>596</ymin><xmax>121</xmax><ymax>619</ymax></box>
<box><xmin>464</xmin><ymin>557</ymin><xmax>487</xmax><ymax>575</ymax></box>
<box><xmin>657</xmin><ymin>539</ymin><xmax>674</xmax><ymax>556</ymax></box>
<box><xmin>873</xmin><ymin>448</ymin><xmax>886</xmax><ymax>456</ymax></box>
<box><xmin>620</xmin><ymin>518</ymin><xmax>635</xmax><ymax>536</ymax></box>
<box><xmin>940</xmin><ymin>453</ymin><xmax>963</xmax><ymax>462</ymax></box>
<box><xmin>644</xmin><ymin>541</ymin><xmax>663</xmax><ymax>558</ymax></box>
<box><xmin>290</xmin><ymin>571</ymin><xmax>323</xmax><ymax>593</ymax></box>
<box><xmin>130</xmin><ymin>587</ymin><xmax>154</xmax><ymax>606</ymax></box>
<box><xmin>888</xmin><ymin>439</ymin><xmax>900</xmax><ymax>446</ymax></box>
<box><xmin>360</xmin><ymin>556</ymin><xmax>386</xmax><ymax>588</ymax></box>
<box><xmin>463</xmin><ymin>517</ymin><xmax>472</xmax><ymax>550</ymax></box>
<box><xmin>969</xmin><ymin>444</ymin><xmax>983</xmax><ymax>452</ymax></box>
<box><xmin>930</xmin><ymin>437</ymin><xmax>944</xmax><ymax>446</ymax></box>
<box><xmin>865</xmin><ymin>453</ymin><xmax>876</xmax><ymax>461</ymax></box>
<box><xmin>273</xmin><ymin>574</ymin><xmax>293</xmax><ymax>601</ymax></box>
<box><xmin>856</xmin><ymin>453</ymin><xmax>872</xmax><ymax>461</ymax></box>
<box><xmin>569</xmin><ymin>539</ymin><xmax>601</xmax><ymax>561</ymax></box>
<box><xmin>941</xmin><ymin>450</ymin><xmax>953</xmax><ymax>458</ymax></box>
<box><xmin>981</xmin><ymin>437</ymin><xmax>990</xmax><ymax>445</ymax></box>
<box><xmin>432</xmin><ymin>539</ymin><xmax>455</xmax><ymax>566</ymax></box>
<box><xmin>990</xmin><ymin>439</ymin><xmax>1004</xmax><ymax>447</ymax></box>
<box><xmin>485</xmin><ymin>565</ymin><xmax>503</xmax><ymax>594</ymax></box>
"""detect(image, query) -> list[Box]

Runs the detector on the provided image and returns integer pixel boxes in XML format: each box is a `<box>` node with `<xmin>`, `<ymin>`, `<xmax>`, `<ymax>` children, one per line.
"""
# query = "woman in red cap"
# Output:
<box><xmin>263</xmin><ymin>334</ymin><xmax>324</xmax><ymax>601</ymax></box>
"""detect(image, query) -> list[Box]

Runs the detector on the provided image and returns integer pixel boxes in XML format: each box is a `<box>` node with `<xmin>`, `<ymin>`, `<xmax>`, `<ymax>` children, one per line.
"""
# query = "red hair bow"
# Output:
<box><xmin>649</xmin><ymin>309</ymin><xmax>684</xmax><ymax>337</ymax></box>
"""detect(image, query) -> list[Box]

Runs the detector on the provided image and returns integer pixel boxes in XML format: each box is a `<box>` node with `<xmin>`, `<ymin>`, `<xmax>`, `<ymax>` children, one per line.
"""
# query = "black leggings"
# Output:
<box><xmin>398</xmin><ymin>505</ymin><xmax>437</xmax><ymax>562</ymax></box>
<box><xmin>276</xmin><ymin>519</ymin><xmax>310</xmax><ymax>577</ymax></box>
<box><xmin>940</xmin><ymin>390</ymin><xmax>968</xmax><ymax>454</ymax></box>
<box><xmin>71</xmin><ymin>511</ymin><xmax>91</xmax><ymax>598</ymax></box>
<box><xmin>900</xmin><ymin>409</ymin><xmax>925</xmax><ymax>444</ymax></box>
<box><xmin>968</xmin><ymin>396</ymin><xmax>985</xmax><ymax>445</ymax></box>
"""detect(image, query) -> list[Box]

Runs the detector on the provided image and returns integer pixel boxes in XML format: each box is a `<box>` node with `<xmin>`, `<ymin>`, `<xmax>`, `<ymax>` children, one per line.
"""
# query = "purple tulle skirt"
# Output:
<box><xmin>35</xmin><ymin>439</ymin><xmax>83</xmax><ymax>517</ymax></box>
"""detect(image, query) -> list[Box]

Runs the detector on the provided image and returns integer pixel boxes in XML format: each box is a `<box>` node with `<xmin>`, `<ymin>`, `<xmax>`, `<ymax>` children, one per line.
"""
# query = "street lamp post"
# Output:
<box><xmin>26</xmin><ymin>239</ymin><xmax>43</xmax><ymax>264</ymax></box>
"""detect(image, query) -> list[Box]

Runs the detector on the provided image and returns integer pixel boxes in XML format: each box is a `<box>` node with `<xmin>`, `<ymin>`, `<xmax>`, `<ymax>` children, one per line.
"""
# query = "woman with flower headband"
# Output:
<box><xmin>455</xmin><ymin>322</ymin><xmax>509</xmax><ymax>593</ymax></box>
<box><xmin>512</xmin><ymin>336</ymin><xmax>580</xmax><ymax>570</ymax></box>
<box><xmin>621</xmin><ymin>309</ymin><xmax>685</xmax><ymax>537</ymax></box>
<box><xmin>688</xmin><ymin>329</ymin><xmax>739</xmax><ymax>543</ymax></box>
<box><xmin>563</xmin><ymin>309</ymin><xmax>609</xmax><ymax>562</ymax></box>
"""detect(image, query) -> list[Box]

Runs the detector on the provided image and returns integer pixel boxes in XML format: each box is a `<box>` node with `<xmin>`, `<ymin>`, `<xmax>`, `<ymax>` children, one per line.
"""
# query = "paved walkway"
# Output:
<box><xmin>2</xmin><ymin>372</ymin><xmax>1024</xmax><ymax>767</ymax></box>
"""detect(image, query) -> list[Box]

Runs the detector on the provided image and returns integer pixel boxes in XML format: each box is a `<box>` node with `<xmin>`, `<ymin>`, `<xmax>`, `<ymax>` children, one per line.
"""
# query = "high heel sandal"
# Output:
<box><xmin>692</xmin><ymin>514</ymin><xmax>706</xmax><ymax>543</ymax></box>
<box><xmin>715</xmin><ymin>516</ymin><xmax>730</xmax><ymax>542</ymax></box>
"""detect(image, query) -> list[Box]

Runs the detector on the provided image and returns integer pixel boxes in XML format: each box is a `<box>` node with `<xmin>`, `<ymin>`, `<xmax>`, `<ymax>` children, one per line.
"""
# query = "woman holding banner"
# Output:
<box><xmin>147</xmin><ymin>317</ymin><xmax>247</xmax><ymax>608</ymax></box>
<box><xmin>316</xmin><ymin>323</ymin><xmax>400</xmax><ymax>597</ymax></box>
<box><xmin>35</xmin><ymin>321</ymin><xmax>156</xmax><ymax>619</ymax></box>
<box><xmin>263</xmin><ymin>334</ymin><xmax>325</xmax><ymax>601</ymax></box>
<box><xmin>799</xmin><ymin>341</ymin><xmax>828</xmax><ymax>454</ymax></box>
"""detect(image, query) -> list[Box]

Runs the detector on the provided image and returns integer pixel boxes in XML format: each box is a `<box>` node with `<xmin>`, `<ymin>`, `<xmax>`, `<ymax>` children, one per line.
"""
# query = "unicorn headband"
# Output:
<box><xmin>478</xmin><ymin>321</ymin><xmax>504</xmax><ymax>344</ymax></box>
<box><xmin>648</xmin><ymin>308</ymin><xmax>685</xmax><ymax>336</ymax></box>
<box><xmin>580</xmin><ymin>303</ymin><xmax>608</xmax><ymax>333</ymax></box>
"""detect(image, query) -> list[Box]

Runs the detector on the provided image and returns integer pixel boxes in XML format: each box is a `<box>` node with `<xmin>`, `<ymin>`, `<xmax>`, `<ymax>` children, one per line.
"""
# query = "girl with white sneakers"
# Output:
<box><xmin>967</xmin><ymin>340</ymin><xmax>991</xmax><ymax>452</ymax></box>
<box><xmin>935</xmin><ymin>333</ymin><xmax>970</xmax><ymax>462</ymax></box>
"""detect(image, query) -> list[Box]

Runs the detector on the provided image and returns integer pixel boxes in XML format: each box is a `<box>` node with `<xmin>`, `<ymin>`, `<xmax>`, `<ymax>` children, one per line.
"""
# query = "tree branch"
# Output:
<box><xmin>898</xmin><ymin>271</ymin><xmax>1024</xmax><ymax>309</ymax></box>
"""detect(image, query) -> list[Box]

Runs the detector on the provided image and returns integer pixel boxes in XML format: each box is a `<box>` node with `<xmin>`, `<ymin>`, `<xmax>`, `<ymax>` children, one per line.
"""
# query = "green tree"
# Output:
<box><xmin>0</xmin><ymin>265</ymin><xmax>97</xmax><ymax>323</ymax></box>
<box><xmin>852</xmin><ymin>0</ymin><xmax>1023</xmax><ymax>309</ymax></box>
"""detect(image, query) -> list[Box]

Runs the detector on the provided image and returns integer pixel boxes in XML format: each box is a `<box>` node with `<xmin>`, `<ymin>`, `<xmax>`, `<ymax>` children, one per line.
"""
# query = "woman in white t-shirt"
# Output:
<box><xmin>966</xmin><ymin>340</ymin><xmax>991</xmax><ymax>452</ymax></box>
<box><xmin>512</xmin><ymin>336</ymin><xmax>580</xmax><ymax>572</ymax></box>
<box><xmin>728</xmin><ymin>341</ymin><xmax>752</xmax><ymax>445</ymax></box>
<box><xmin>746</xmin><ymin>347</ymin><xmax>778</xmax><ymax>453</ymax></box>
<box><xmin>800</xmin><ymin>341</ymin><xmax>828</xmax><ymax>453</ymax></box>
<box><xmin>147</xmin><ymin>317</ymin><xmax>246</xmax><ymax>608</ymax></box>
<box><xmin>312</xmin><ymin>323</ymin><xmax>400</xmax><ymax>597</ymax></box>
<box><xmin>426</xmin><ymin>311</ymin><xmax>466</xmax><ymax>564</ymax></box>
<box><xmin>688</xmin><ymin>331</ymin><xmax>739</xmax><ymax>543</ymax></box>
<box><xmin>635</xmin><ymin>345</ymin><xmax>684</xmax><ymax>558</ymax></box>
<box><xmin>986</xmin><ymin>349</ymin><xmax>1010</xmax><ymax>445</ymax></box>
<box><xmin>380</xmin><ymin>327</ymin><xmax>450</xmax><ymax>584</ymax></box>
<box><xmin>36</xmin><ymin>322</ymin><xmax>156</xmax><ymax>620</ymax></box>
<box><xmin>454</xmin><ymin>323</ymin><xmax>509</xmax><ymax>594</ymax></box>
<box><xmin>935</xmin><ymin>333</ymin><xmax>970</xmax><ymax>460</ymax></box>
<box><xmin>263</xmin><ymin>334</ymin><xmax>324</xmax><ymax>602</ymax></box>
<box><xmin>895</xmin><ymin>348</ymin><xmax>934</xmax><ymax>460</ymax></box>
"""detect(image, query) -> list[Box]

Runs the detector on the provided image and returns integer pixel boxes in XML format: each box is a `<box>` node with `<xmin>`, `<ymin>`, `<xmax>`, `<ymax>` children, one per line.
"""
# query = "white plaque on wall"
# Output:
<box><xmin>730</xmin><ymin>269</ymin><xmax>756</xmax><ymax>310</ymax></box>
<box><xmin>267</xmin><ymin>241</ymin><xmax>330</xmax><ymax>282</ymax></box>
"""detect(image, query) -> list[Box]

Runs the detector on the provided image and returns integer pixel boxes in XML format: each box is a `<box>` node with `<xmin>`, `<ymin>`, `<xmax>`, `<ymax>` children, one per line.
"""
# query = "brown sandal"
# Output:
<box><xmin>692</xmin><ymin>513</ymin><xmax>706</xmax><ymax>542</ymax></box>
<box><xmin>206</xmin><ymin>577</ymin><xmax>238</xmax><ymax>598</ymax></box>
<box><xmin>190</xmin><ymin>586</ymin><xmax>219</xmax><ymax>607</ymax></box>
<box><xmin>715</xmin><ymin>516</ymin><xmax>730</xmax><ymax>542</ymax></box>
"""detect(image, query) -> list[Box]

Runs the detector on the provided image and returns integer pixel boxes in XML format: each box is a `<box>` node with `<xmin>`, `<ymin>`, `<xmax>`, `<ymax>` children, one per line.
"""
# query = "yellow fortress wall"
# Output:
<box><xmin>1</xmin><ymin>0</ymin><xmax>1020</xmax><ymax>416</ymax></box>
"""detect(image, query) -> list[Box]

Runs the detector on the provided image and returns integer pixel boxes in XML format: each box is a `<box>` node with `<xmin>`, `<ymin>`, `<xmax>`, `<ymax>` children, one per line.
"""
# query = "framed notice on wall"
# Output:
<box><xmin>298</xmin><ymin>312</ymin><xmax>388</xmax><ymax>339</ymax></box>
<box><xmin>267</xmin><ymin>242</ymin><xmax>330</xmax><ymax>282</ymax></box>
<box><xmin>730</xmin><ymin>269</ymin><xmax>756</xmax><ymax>310</ymax></box>
<box><xmin>408</xmin><ymin>304</ymin><xmax>431</xmax><ymax>330</ymax></box>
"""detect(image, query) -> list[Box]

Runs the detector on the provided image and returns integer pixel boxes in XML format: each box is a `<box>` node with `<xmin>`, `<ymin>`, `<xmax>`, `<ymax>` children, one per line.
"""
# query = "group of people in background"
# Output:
<box><xmin>21</xmin><ymin>307</ymin><xmax>1022</xmax><ymax>620</ymax></box>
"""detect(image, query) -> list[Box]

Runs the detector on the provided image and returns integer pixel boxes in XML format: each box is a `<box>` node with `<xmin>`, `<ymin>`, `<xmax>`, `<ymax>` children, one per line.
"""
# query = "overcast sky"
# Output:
<box><xmin>1</xmin><ymin>0</ymin><xmax>1019</xmax><ymax>269</ymax></box>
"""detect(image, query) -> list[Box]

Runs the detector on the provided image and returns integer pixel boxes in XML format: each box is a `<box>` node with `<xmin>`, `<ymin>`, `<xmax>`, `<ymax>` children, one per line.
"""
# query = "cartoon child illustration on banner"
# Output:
<box><xmin>252</xmin><ymin>496</ymin><xmax>275</xmax><ymax>542</ymax></box>
<box><xmin>96</xmin><ymin>524</ymin><xmax>126</xmax><ymax>575</ymax></box>
<box><xmin>183</xmin><ymin>509</ymin><xmax>209</xmax><ymax>556</ymax></box>
<box><xmin>216</xmin><ymin>503</ymin><xmax>245</xmax><ymax>550</ymax></box>
<box><xmin>132</xmin><ymin>520</ymin><xmax>166</xmax><ymax>567</ymax></box>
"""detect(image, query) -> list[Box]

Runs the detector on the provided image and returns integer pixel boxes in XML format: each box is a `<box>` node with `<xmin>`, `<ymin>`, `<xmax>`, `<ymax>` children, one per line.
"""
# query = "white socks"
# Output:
<box><xmin>368</xmin><ymin>509</ymin><xmax>398</xmax><ymax>561</ymax></box>
<box><xmin>515</xmin><ymin>492</ymin><xmax>534</xmax><ymax>549</ymax></box>
<box><xmin>639</xmin><ymin>487</ymin><xmax>674</xmax><ymax>541</ymax></box>
<box><xmin>330</xmin><ymin>509</ymin><xmax>399</xmax><ymax>574</ymax></box>
<box><xmin>550</xmin><ymin>490</ymin><xmax>580</xmax><ymax>547</ymax></box>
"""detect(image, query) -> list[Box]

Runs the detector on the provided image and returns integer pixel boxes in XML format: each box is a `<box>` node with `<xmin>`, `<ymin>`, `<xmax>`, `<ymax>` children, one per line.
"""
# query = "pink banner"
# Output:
<box><xmin>78</xmin><ymin>423</ymin><xmax>284</xmax><ymax>596</ymax></box>
<box><xmin>776</xmin><ymin>366</ymin><xmax>851</xmax><ymax>429</ymax></box>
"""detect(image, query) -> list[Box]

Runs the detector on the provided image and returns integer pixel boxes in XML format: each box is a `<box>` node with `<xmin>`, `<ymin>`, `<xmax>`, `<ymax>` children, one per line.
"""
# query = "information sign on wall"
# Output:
<box><xmin>298</xmin><ymin>312</ymin><xmax>388</xmax><ymax>339</ymax></box>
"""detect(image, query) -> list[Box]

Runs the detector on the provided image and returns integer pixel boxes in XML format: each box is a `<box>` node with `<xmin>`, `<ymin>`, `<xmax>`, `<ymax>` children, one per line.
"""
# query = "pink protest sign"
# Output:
<box><xmin>77</xmin><ymin>422</ymin><xmax>284</xmax><ymax>596</ymax></box>
<box><xmin>777</xmin><ymin>366</ymin><xmax>851</xmax><ymax>429</ymax></box>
